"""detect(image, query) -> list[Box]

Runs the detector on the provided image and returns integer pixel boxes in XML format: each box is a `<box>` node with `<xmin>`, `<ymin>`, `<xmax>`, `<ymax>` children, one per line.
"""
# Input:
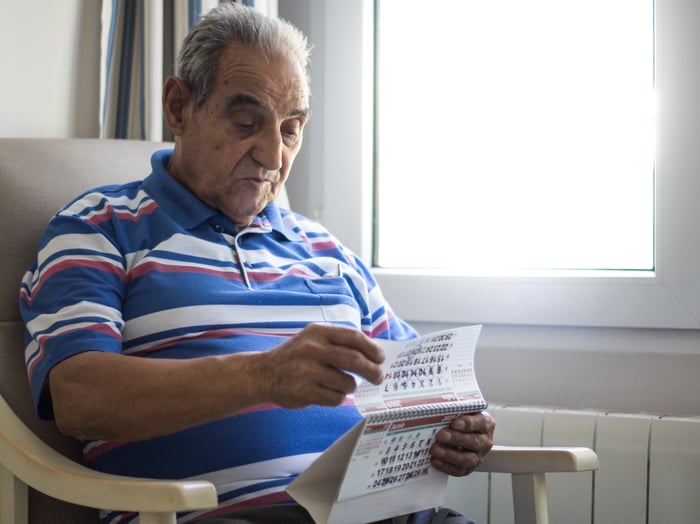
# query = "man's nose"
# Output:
<box><xmin>251</xmin><ymin>129</ymin><xmax>283</xmax><ymax>171</ymax></box>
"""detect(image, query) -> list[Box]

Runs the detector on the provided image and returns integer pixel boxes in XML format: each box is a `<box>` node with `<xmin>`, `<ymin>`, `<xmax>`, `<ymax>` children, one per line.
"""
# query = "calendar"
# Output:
<box><xmin>287</xmin><ymin>325</ymin><xmax>486</xmax><ymax>524</ymax></box>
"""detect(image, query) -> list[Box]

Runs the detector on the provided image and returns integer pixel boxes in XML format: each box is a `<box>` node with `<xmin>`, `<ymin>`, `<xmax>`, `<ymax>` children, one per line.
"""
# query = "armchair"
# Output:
<box><xmin>0</xmin><ymin>138</ymin><xmax>598</xmax><ymax>524</ymax></box>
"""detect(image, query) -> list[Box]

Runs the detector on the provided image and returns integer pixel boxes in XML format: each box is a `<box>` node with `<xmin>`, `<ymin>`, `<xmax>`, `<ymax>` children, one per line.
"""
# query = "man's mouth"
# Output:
<box><xmin>244</xmin><ymin>177</ymin><xmax>273</xmax><ymax>185</ymax></box>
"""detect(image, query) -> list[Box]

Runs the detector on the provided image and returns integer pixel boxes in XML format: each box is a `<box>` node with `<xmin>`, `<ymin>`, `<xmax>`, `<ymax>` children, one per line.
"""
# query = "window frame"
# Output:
<box><xmin>312</xmin><ymin>0</ymin><xmax>700</xmax><ymax>330</ymax></box>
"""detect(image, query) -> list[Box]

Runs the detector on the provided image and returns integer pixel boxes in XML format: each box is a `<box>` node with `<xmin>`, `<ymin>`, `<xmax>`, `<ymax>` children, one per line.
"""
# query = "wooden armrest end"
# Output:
<box><xmin>477</xmin><ymin>445</ymin><xmax>599</xmax><ymax>474</ymax></box>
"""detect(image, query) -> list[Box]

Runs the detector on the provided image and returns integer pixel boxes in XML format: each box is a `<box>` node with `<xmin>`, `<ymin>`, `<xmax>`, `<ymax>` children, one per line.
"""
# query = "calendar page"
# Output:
<box><xmin>288</xmin><ymin>325</ymin><xmax>487</xmax><ymax>524</ymax></box>
<box><xmin>353</xmin><ymin>325</ymin><xmax>484</xmax><ymax>413</ymax></box>
<box><xmin>336</xmin><ymin>410</ymin><xmax>460</xmax><ymax>501</ymax></box>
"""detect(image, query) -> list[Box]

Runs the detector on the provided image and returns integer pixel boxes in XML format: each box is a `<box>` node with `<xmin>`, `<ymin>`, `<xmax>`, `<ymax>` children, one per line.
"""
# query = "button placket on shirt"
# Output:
<box><xmin>211</xmin><ymin>218</ymin><xmax>273</xmax><ymax>290</ymax></box>
<box><xmin>210</xmin><ymin>221</ymin><xmax>249</xmax><ymax>287</ymax></box>
<box><xmin>232</xmin><ymin>232</ymin><xmax>252</xmax><ymax>289</ymax></box>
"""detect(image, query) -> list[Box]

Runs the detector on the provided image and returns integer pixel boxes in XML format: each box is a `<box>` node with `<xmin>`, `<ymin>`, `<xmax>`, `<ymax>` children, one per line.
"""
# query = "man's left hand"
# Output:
<box><xmin>429</xmin><ymin>411</ymin><xmax>495</xmax><ymax>476</ymax></box>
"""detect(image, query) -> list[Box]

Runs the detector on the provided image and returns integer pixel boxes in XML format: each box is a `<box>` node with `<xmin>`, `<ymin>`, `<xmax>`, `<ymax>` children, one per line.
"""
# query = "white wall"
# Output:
<box><xmin>0</xmin><ymin>0</ymin><xmax>101</xmax><ymax>138</ymax></box>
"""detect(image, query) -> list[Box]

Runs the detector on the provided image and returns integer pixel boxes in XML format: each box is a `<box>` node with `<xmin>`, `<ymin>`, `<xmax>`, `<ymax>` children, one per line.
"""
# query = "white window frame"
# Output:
<box><xmin>311</xmin><ymin>0</ymin><xmax>700</xmax><ymax>330</ymax></box>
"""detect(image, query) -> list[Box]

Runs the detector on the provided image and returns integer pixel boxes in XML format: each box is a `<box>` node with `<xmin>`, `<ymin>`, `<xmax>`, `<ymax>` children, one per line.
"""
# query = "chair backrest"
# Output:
<box><xmin>1</xmin><ymin>138</ymin><xmax>281</xmax><ymax>522</ymax></box>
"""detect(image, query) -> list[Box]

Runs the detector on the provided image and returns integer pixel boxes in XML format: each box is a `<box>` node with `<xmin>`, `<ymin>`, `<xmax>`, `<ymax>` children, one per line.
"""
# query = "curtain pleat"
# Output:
<box><xmin>100</xmin><ymin>0</ymin><xmax>276</xmax><ymax>141</ymax></box>
<box><xmin>100</xmin><ymin>0</ymin><xmax>154</xmax><ymax>139</ymax></box>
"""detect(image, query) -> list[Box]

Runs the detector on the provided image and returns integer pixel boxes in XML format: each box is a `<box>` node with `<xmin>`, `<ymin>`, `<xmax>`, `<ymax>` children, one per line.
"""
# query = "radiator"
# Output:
<box><xmin>442</xmin><ymin>405</ymin><xmax>700</xmax><ymax>524</ymax></box>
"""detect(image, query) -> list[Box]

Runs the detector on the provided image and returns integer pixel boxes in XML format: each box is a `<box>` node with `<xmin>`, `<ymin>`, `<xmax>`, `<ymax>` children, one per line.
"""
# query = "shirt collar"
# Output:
<box><xmin>143</xmin><ymin>149</ymin><xmax>302</xmax><ymax>241</ymax></box>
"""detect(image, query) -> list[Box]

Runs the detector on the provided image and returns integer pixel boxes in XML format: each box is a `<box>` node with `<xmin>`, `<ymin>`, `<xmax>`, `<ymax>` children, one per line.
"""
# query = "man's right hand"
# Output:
<box><xmin>252</xmin><ymin>323</ymin><xmax>385</xmax><ymax>409</ymax></box>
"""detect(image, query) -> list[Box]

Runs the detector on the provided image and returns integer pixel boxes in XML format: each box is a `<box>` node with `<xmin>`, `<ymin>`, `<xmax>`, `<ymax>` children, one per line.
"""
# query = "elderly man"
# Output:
<box><xmin>20</xmin><ymin>4</ymin><xmax>494</xmax><ymax>523</ymax></box>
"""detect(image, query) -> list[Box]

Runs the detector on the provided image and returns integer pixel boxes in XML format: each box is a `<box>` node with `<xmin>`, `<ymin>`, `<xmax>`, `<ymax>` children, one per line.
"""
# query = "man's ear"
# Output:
<box><xmin>162</xmin><ymin>77</ymin><xmax>192</xmax><ymax>136</ymax></box>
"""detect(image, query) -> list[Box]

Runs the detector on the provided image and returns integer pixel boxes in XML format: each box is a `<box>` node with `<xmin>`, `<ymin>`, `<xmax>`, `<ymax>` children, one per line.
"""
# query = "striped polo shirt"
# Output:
<box><xmin>19</xmin><ymin>150</ymin><xmax>417</xmax><ymax>523</ymax></box>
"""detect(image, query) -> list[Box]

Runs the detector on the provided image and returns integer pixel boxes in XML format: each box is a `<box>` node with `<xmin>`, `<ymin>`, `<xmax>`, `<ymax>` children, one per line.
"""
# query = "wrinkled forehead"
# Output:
<box><xmin>215</xmin><ymin>42</ymin><xmax>309</xmax><ymax>108</ymax></box>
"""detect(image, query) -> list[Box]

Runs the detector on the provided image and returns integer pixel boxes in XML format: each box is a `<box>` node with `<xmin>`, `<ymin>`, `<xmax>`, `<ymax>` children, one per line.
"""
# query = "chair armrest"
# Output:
<box><xmin>475</xmin><ymin>445</ymin><xmax>599</xmax><ymax>524</ymax></box>
<box><xmin>477</xmin><ymin>445</ymin><xmax>599</xmax><ymax>474</ymax></box>
<box><xmin>0</xmin><ymin>395</ymin><xmax>218</xmax><ymax>513</ymax></box>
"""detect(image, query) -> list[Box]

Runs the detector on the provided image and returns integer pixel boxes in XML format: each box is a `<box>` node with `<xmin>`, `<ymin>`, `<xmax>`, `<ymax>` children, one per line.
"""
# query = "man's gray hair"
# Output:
<box><xmin>177</xmin><ymin>2</ymin><xmax>312</xmax><ymax>107</ymax></box>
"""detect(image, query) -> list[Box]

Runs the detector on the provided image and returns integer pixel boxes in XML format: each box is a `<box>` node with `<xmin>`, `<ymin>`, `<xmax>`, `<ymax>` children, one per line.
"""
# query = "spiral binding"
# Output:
<box><xmin>366</xmin><ymin>399</ymin><xmax>488</xmax><ymax>423</ymax></box>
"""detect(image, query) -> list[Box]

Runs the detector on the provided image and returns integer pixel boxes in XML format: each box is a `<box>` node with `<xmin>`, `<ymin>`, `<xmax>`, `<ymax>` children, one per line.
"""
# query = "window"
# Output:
<box><xmin>374</xmin><ymin>0</ymin><xmax>655</xmax><ymax>273</ymax></box>
<box><xmin>304</xmin><ymin>0</ymin><xmax>700</xmax><ymax>329</ymax></box>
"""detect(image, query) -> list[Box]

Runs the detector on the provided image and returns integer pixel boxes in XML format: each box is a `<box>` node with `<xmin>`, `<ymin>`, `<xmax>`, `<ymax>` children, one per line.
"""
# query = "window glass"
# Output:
<box><xmin>375</xmin><ymin>0</ymin><xmax>655</xmax><ymax>272</ymax></box>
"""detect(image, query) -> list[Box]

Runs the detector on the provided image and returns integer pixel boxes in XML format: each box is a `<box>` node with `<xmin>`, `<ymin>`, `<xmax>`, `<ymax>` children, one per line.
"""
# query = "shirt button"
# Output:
<box><xmin>214</xmin><ymin>225</ymin><xmax>224</xmax><ymax>233</ymax></box>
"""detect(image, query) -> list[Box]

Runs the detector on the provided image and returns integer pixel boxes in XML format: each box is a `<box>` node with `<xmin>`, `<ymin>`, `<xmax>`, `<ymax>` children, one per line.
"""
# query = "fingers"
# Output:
<box><xmin>451</xmin><ymin>411</ymin><xmax>496</xmax><ymax>436</ymax></box>
<box><xmin>321</xmin><ymin>324</ymin><xmax>385</xmax><ymax>364</ymax></box>
<box><xmin>430</xmin><ymin>448</ymin><xmax>484</xmax><ymax>476</ymax></box>
<box><xmin>304</xmin><ymin>324</ymin><xmax>385</xmax><ymax>385</ymax></box>
<box><xmin>260</xmin><ymin>323</ymin><xmax>386</xmax><ymax>409</ymax></box>
<box><xmin>430</xmin><ymin>412</ymin><xmax>496</xmax><ymax>476</ymax></box>
<box><xmin>311</xmin><ymin>361</ymin><xmax>361</xmax><ymax>396</ymax></box>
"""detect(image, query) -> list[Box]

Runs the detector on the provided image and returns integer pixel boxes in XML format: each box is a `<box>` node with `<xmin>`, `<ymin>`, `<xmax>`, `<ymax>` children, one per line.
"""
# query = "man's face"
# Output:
<box><xmin>167</xmin><ymin>42</ymin><xmax>309</xmax><ymax>228</ymax></box>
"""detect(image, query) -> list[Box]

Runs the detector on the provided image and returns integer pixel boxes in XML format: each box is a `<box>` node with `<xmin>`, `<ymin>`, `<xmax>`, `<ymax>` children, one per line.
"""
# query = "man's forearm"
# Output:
<box><xmin>48</xmin><ymin>324</ymin><xmax>384</xmax><ymax>442</ymax></box>
<box><xmin>49</xmin><ymin>350</ymin><xmax>265</xmax><ymax>442</ymax></box>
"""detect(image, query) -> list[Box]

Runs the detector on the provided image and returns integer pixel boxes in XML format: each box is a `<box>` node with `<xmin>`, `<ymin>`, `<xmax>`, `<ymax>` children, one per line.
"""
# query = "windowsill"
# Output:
<box><xmin>371</xmin><ymin>267</ymin><xmax>656</xmax><ymax>280</ymax></box>
<box><xmin>372</xmin><ymin>268</ymin><xmax>698</xmax><ymax>329</ymax></box>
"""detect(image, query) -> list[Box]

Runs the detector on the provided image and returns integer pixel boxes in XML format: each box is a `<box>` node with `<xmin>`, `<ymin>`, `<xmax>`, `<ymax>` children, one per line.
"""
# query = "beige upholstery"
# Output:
<box><xmin>0</xmin><ymin>138</ymin><xmax>598</xmax><ymax>524</ymax></box>
<box><xmin>0</xmin><ymin>139</ymin><xmax>218</xmax><ymax>523</ymax></box>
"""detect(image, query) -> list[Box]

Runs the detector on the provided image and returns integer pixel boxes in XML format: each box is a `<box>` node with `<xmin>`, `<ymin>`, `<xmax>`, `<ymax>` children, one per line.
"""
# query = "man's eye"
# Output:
<box><xmin>282</xmin><ymin>125</ymin><xmax>299</xmax><ymax>137</ymax></box>
<box><xmin>282</xmin><ymin>121</ymin><xmax>303</xmax><ymax>141</ymax></box>
<box><xmin>235</xmin><ymin>120</ymin><xmax>255</xmax><ymax>131</ymax></box>
<box><xmin>232</xmin><ymin>112</ymin><xmax>256</xmax><ymax>132</ymax></box>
